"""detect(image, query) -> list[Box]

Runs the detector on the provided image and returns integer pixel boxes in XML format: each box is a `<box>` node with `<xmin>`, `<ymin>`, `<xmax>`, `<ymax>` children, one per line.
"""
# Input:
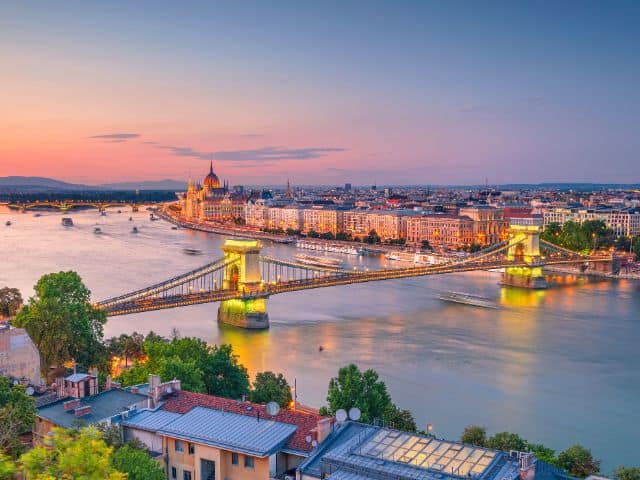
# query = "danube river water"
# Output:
<box><xmin>1</xmin><ymin>206</ymin><xmax>638</xmax><ymax>470</ymax></box>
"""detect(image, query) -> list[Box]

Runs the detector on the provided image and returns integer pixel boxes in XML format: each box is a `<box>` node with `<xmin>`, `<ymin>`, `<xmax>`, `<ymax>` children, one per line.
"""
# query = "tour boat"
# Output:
<box><xmin>182</xmin><ymin>248</ymin><xmax>203</xmax><ymax>256</ymax></box>
<box><xmin>294</xmin><ymin>254</ymin><xmax>343</xmax><ymax>268</ymax></box>
<box><xmin>61</xmin><ymin>217</ymin><xmax>74</xmax><ymax>227</ymax></box>
<box><xmin>438</xmin><ymin>292</ymin><xmax>498</xmax><ymax>309</ymax></box>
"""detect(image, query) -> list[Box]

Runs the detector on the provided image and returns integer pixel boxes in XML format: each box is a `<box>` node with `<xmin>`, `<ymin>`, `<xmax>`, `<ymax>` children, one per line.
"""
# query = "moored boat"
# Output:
<box><xmin>61</xmin><ymin>217</ymin><xmax>74</xmax><ymax>227</ymax></box>
<box><xmin>294</xmin><ymin>254</ymin><xmax>343</xmax><ymax>268</ymax></box>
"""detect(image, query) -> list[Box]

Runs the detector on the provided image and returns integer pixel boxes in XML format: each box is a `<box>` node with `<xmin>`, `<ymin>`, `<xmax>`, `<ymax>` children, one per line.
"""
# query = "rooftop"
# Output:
<box><xmin>36</xmin><ymin>388</ymin><xmax>147</xmax><ymax>428</ymax></box>
<box><xmin>157</xmin><ymin>406</ymin><xmax>297</xmax><ymax>457</ymax></box>
<box><xmin>301</xmin><ymin>423</ymin><xmax>522</xmax><ymax>480</ymax></box>
<box><xmin>162</xmin><ymin>390</ymin><xmax>324</xmax><ymax>453</ymax></box>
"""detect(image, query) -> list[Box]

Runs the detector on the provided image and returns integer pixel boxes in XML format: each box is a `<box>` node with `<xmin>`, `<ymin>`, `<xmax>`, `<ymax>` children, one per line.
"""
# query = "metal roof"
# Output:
<box><xmin>65</xmin><ymin>373</ymin><xmax>91</xmax><ymax>383</ymax></box>
<box><xmin>326</xmin><ymin>471</ymin><xmax>376</xmax><ymax>480</ymax></box>
<box><xmin>121</xmin><ymin>409</ymin><xmax>181</xmax><ymax>432</ymax></box>
<box><xmin>157</xmin><ymin>406</ymin><xmax>297</xmax><ymax>457</ymax></box>
<box><xmin>36</xmin><ymin>389</ymin><xmax>147</xmax><ymax>428</ymax></box>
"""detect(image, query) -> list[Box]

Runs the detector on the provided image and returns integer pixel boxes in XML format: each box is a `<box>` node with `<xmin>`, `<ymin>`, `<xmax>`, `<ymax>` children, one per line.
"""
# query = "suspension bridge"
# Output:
<box><xmin>8</xmin><ymin>201</ymin><xmax>140</xmax><ymax>212</ymax></box>
<box><xmin>96</xmin><ymin>217</ymin><xmax>613</xmax><ymax>328</ymax></box>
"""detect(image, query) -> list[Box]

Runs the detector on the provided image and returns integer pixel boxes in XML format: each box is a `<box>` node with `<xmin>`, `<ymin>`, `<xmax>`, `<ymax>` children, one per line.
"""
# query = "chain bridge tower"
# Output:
<box><xmin>502</xmin><ymin>216</ymin><xmax>547</xmax><ymax>289</ymax></box>
<box><xmin>217</xmin><ymin>239</ymin><xmax>270</xmax><ymax>329</ymax></box>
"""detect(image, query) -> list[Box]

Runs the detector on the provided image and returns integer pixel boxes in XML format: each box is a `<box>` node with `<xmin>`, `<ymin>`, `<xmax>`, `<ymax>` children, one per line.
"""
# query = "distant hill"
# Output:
<box><xmin>0</xmin><ymin>176</ymin><xmax>186</xmax><ymax>193</ymax></box>
<box><xmin>0</xmin><ymin>176</ymin><xmax>98</xmax><ymax>192</ymax></box>
<box><xmin>99</xmin><ymin>179</ymin><xmax>187</xmax><ymax>190</ymax></box>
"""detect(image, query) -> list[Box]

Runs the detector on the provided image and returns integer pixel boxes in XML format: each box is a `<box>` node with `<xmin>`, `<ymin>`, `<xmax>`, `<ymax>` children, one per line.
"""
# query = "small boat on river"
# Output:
<box><xmin>61</xmin><ymin>217</ymin><xmax>74</xmax><ymax>227</ymax></box>
<box><xmin>438</xmin><ymin>291</ymin><xmax>498</xmax><ymax>309</ymax></box>
<box><xmin>131</xmin><ymin>226</ymin><xmax>139</xmax><ymax>234</ymax></box>
<box><xmin>182</xmin><ymin>248</ymin><xmax>202</xmax><ymax>256</ymax></box>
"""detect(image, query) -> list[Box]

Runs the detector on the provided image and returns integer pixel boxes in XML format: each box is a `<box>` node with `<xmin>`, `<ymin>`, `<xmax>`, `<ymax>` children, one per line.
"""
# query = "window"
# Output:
<box><xmin>171</xmin><ymin>467</ymin><xmax>177</xmax><ymax>479</ymax></box>
<box><xmin>188</xmin><ymin>443</ymin><xmax>195</xmax><ymax>455</ymax></box>
<box><xmin>183</xmin><ymin>471</ymin><xmax>192</xmax><ymax>480</ymax></box>
<box><xmin>231</xmin><ymin>452</ymin><xmax>239</xmax><ymax>465</ymax></box>
<box><xmin>244</xmin><ymin>456</ymin><xmax>255</xmax><ymax>469</ymax></box>
<box><xmin>175</xmin><ymin>440</ymin><xmax>183</xmax><ymax>452</ymax></box>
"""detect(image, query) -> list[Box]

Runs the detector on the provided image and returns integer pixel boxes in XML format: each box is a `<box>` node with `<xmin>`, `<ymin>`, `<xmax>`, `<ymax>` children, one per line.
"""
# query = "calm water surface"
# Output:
<box><xmin>1</xmin><ymin>206</ymin><xmax>638</xmax><ymax>470</ymax></box>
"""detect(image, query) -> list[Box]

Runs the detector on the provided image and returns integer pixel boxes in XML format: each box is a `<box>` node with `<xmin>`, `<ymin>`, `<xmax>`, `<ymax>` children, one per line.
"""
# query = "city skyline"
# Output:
<box><xmin>1</xmin><ymin>1</ymin><xmax>639</xmax><ymax>185</ymax></box>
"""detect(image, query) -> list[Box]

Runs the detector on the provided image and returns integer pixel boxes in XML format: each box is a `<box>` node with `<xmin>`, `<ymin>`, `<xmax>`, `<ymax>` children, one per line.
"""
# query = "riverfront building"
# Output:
<box><xmin>403</xmin><ymin>213</ymin><xmax>474</xmax><ymax>248</ymax></box>
<box><xmin>541</xmin><ymin>207</ymin><xmax>640</xmax><ymax>237</ymax></box>
<box><xmin>182</xmin><ymin>162</ymin><xmax>245</xmax><ymax>223</ymax></box>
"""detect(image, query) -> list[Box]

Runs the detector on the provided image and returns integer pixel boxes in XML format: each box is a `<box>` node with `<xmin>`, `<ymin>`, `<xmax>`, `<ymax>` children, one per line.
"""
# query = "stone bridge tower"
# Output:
<box><xmin>502</xmin><ymin>216</ymin><xmax>547</xmax><ymax>289</ymax></box>
<box><xmin>217</xmin><ymin>239</ymin><xmax>269</xmax><ymax>329</ymax></box>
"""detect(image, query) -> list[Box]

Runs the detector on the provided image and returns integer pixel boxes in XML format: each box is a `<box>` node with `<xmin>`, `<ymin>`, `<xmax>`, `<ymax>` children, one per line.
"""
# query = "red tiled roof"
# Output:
<box><xmin>161</xmin><ymin>391</ymin><xmax>325</xmax><ymax>453</ymax></box>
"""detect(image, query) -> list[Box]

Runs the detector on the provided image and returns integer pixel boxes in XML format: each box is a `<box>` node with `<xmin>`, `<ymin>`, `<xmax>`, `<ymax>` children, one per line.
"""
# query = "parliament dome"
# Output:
<box><xmin>203</xmin><ymin>161</ymin><xmax>221</xmax><ymax>189</ymax></box>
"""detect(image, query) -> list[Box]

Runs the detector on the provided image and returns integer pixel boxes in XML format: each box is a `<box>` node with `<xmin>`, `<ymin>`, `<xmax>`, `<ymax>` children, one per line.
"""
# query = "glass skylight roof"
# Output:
<box><xmin>357</xmin><ymin>429</ymin><xmax>497</xmax><ymax>477</ymax></box>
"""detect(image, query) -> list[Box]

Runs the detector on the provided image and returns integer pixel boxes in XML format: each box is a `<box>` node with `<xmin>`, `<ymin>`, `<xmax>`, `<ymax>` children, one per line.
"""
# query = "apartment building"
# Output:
<box><xmin>542</xmin><ymin>207</ymin><xmax>640</xmax><ymax>237</ymax></box>
<box><xmin>458</xmin><ymin>206</ymin><xmax>508</xmax><ymax>245</ymax></box>
<box><xmin>265</xmin><ymin>205</ymin><xmax>305</xmax><ymax>232</ymax></box>
<box><xmin>302</xmin><ymin>207</ymin><xmax>342</xmax><ymax>235</ymax></box>
<box><xmin>403</xmin><ymin>214</ymin><xmax>474</xmax><ymax>248</ymax></box>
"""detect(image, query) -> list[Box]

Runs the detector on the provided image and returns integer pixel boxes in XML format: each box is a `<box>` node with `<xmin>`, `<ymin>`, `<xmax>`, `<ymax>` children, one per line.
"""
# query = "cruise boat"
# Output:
<box><xmin>294</xmin><ymin>254</ymin><xmax>343</xmax><ymax>268</ymax></box>
<box><xmin>61</xmin><ymin>217</ymin><xmax>74</xmax><ymax>227</ymax></box>
<box><xmin>438</xmin><ymin>292</ymin><xmax>498</xmax><ymax>309</ymax></box>
<box><xmin>182</xmin><ymin>248</ymin><xmax>203</xmax><ymax>256</ymax></box>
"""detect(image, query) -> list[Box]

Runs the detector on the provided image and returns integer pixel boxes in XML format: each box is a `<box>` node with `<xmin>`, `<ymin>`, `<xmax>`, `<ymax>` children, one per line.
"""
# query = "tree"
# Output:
<box><xmin>158</xmin><ymin>357</ymin><xmax>205</xmax><ymax>393</ymax></box>
<box><xmin>249</xmin><ymin>371</ymin><xmax>292</xmax><ymax>407</ymax></box>
<box><xmin>0</xmin><ymin>287</ymin><xmax>22</xmax><ymax>318</ymax></box>
<box><xmin>0</xmin><ymin>453</ymin><xmax>16</xmax><ymax>480</ymax></box>
<box><xmin>335</xmin><ymin>232</ymin><xmax>352</xmax><ymax>241</ymax></box>
<box><xmin>614</xmin><ymin>466</ymin><xmax>640</xmax><ymax>480</ymax></box>
<box><xmin>320</xmin><ymin>232</ymin><xmax>335</xmax><ymax>240</ymax></box>
<box><xmin>111</xmin><ymin>444</ymin><xmax>165</xmax><ymax>480</ymax></box>
<box><xmin>632</xmin><ymin>236</ymin><xmax>640</xmax><ymax>259</ymax></box>
<box><xmin>20</xmin><ymin>427</ymin><xmax>126</xmax><ymax>480</ymax></box>
<box><xmin>384</xmin><ymin>405</ymin><xmax>416</xmax><ymax>432</ymax></box>
<box><xmin>461</xmin><ymin>425</ymin><xmax>487</xmax><ymax>447</ymax></box>
<box><xmin>486</xmin><ymin>432</ymin><xmax>527</xmax><ymax>452</ymax></box>
<box><xmin>364</xmin><ymin>230</ymin><xmax>381</xmax><ymax>244</ymax></box>
<box><xmin>206</xmin><ymin>344</ymin><xmax>250</xmax><ymax>398</ymax></box>
<box><xmin>528</xmin><ymin>443</ymin><xmax>557</xmax><ymax>465</ymax></box>
<box><xmin>307</xmin><ymin>230</ymin><xmax>320</xmax><ymax>238</ymax></box>
<box><xmin>421</xmin><ymin>240</ymin><xmax>432</xmax><ymax>251</ymax></box>
<box><xmin>0</xmin><ymin>376</ymin><xmax>36</xmax><ymax>457</ymax></box>
<box><xmin>556</xmin><ymin>444</ymin><xmax>601</xmax><ymax>478</ymax></box>
<box><xmin>13</xmin><ymin>271</ymin><xmax>107</xmax><ymax>372</ymax></box>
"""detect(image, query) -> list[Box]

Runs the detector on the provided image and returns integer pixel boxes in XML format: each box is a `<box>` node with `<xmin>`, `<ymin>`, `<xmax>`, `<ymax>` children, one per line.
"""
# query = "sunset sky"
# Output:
<box><xmin>1</xmin><ymin>1</ymin><xmax>638</xmax><ymax>185</ymax></box>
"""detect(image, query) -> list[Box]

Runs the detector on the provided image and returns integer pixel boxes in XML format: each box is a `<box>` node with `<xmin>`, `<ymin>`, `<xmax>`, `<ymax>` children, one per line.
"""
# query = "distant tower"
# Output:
<box><xmin>286</xmin><ymin>179</ymin><xmax>293</xmax><ymax>198</ymax></box>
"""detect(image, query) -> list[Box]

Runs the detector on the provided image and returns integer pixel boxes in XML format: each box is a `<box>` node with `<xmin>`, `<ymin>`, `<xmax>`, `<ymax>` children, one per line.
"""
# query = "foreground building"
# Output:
<box><xmin>299</xmin><ymin>422</ymin><xmax>573</xmax><ymax>480</ymax></box>
<box><xmin>122</xmin><ymin>386</ymin><xmax>331</xmax><ymax>480</ymax></box>
<box><xmin>0</xmin><ymin>324</ymin><xmax>41</xmax><ymax>386</ymax></box>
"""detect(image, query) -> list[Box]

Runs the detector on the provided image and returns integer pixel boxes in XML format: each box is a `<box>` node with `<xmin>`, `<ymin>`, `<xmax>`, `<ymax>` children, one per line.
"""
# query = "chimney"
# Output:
<box><xmin>74</xmin><ymin>405</ymin><xmax>92</xmax><ymax>417</ymax></box>
<box><xmin>63</xmin><ymin>399</ymin><xmax>81</xmax><ymax>411</ymax></box>
<box><xmin>315</xmin><ymin>417</ymin><xmax>333</xmax><ymax>444</ymax></box>
<box><xmin>518</xmin><ymin>452</ymin><xmax>536</xmax><ymax>480</ymax></box>
<box><xmin>105</xmin><ymin>376</ymin><xmax>112</xmax><ymax>391</ymax></box>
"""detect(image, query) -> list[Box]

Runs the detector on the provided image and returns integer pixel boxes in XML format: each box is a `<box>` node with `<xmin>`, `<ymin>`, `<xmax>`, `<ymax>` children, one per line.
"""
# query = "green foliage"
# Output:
<box><xmin>20</xmin><ymin>427</ymin><xmax>126</xmax><ymax>480</ymax></box>
<box><xmin>486</xmin><ymin>431</ymin><xmax>527</xmax><ymax>452</ymax></box>
<box><xmin>528</xmin><ymin>443</ymin><xmax>557</xmax><ymax>465</ymax></box>
<box><xmin>324</xmin><ymin>364</ymin><xmax>416</xmax><ymax>430</ymax></box>
<box><xmin>285</xmin><ymin>228</ymin><xmax>301</xmax><ymax>236</ymax></box>
<box><xmin>556</xmin><ymin>444</ymin><xmax>601</xmax><ymax>478</ymax></box>
<box><xmin>13</xmin><ymin>271</ymin><xmax>107</xmax><ymax>371</ymax></box>
<box><xmin>249</xmin><ymin>371</ymin><xmax>292</xmax><ymax>407</ymax></box>
<box><xmin>0</xmin><ymin>287</ymin><xmax>22</xmax><ymax>318</ymax></box>
<box><xmin>117</xmin><ymin>336</ymin><xmax>249</xmax><ymax>398</ymax></box>
<box><xmin>335</xmin><ymin>232</ymin><xmax>352</xmax><ymax>241</ymax></box>
<box><xmin>632</xmin><ymin>236</ymin><xmax>640</xmax><ymax>258</ymax></box>
<box><xmin>106</xmin><ymin>332</ymin><xmax>145</xmax><ymax>367</ymax></box>
<box><xmin>307</xmin><ymin>229</ymin><xmax>320</xmax><ymax>238</ymax></box>
<box><xmin>421</xmin><ymin>240</ymin><xmax>432</xmax><ymax>251</ymax></box>
<box><xmin>541</xmin><ymin>220</ymin><xmax>614</xmax><ymax>252</ymax></box>
<box><xmin>364</xmin><ymin>229</ymin><xmax>381</xmax><ymax>244</ymax></box>
<box><xmin>158</xmin><ymin>357</ymin><xmax>205</xmax><ymax>393</ymax></box>
<box><xmin>460</xmin><ymin>425</ymin><xmax>487</xmax><ymax>447</ymax></box>
<box><xmin>0</xmin><ymin>453</ymin><xmax>16</xmax><ymax>480</ymax></box>
<box><xmin>319</xmin><ymin>232</ymin><xmax>335</xmax><ymax>240</ymax></box>
<box><xmin>111</xmin><ymin>444</ymin><xmax>165</xmax><ymax>480</ymax></box>
<box><xmin>0</xmin><ymin>376</ymin><xmax>36</xmax><ymax>457</ymax></box>
<box><xmin>614</xmin><ymin>466</ymin><xmax>640</xmax><ymax>480</ymax></box>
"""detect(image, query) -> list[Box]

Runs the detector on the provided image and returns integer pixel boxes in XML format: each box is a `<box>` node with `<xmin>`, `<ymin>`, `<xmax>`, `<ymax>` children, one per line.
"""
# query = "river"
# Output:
<box><xmin>1</xmin><ymin>206</ymin><xmax>638</xmax><ymax>471</ymax></box>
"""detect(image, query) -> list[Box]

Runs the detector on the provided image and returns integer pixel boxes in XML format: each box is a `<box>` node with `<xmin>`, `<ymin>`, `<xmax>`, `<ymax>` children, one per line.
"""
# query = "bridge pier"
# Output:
<box><xmin>217</xmin><ymin>239</ymin><xmax>270</xmax><ymax>329</ymax></box>
<box><xmin>501</xmin><ymin>217</ymin><xmax>547</xmax><ymax>289</ymax></box>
